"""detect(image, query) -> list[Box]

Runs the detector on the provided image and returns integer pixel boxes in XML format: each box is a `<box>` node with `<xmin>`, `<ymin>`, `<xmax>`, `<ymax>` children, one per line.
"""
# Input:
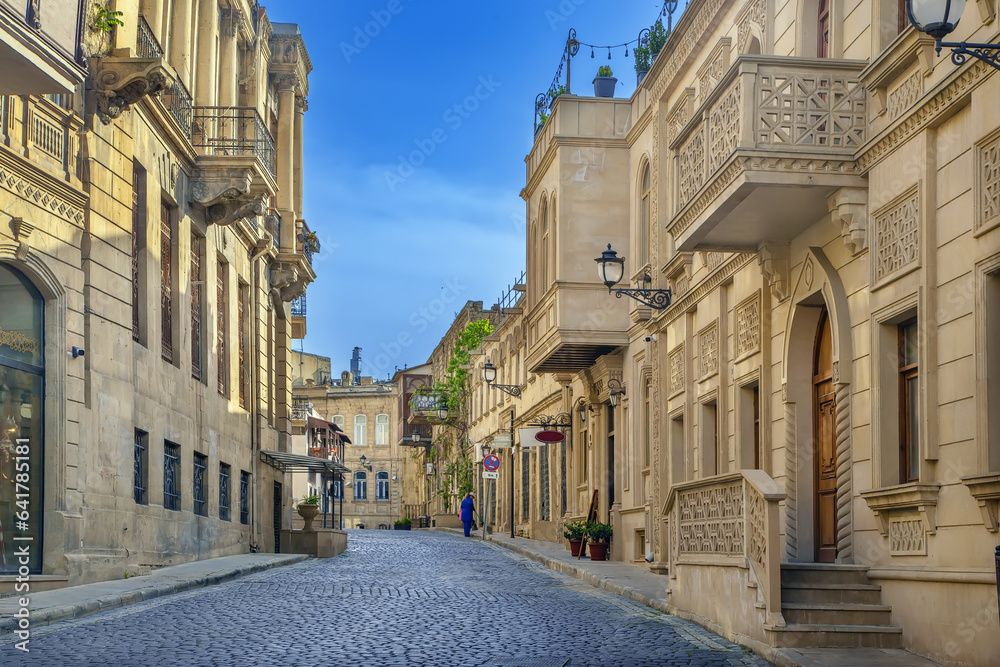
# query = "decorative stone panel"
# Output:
<box><xmin>697</xmin><ymin>39</ymin><xmax>731</xmax><ymax>106</ymax></box>
<box><xmin>699</xmin><ymin>321</ymin><xmax>719</xmax><ymax>379</ymax></box>
<box><xmin>886</xmin><ymin>70</ymin><xmax>922</xmax><ymax>123</ymax></box>
<box><xmin>678</xmin><ymin>128</ymin><xmax>706</xmax><ymax>205</ymax></box>
<box><xmin>755</xmin><ymin>71</ymin><xmax>866</xmax><ymax>149</ymax></box>
<box><xmin>888</xmin><ymin>518</ymin><xmax>926</xmax><ymax>555</ymax></box>
<box><xmin>737</xmin><ymin>0</ymin><xmax>766</xmax><ymax>51</ymax></box>
<box><xmin>666</xmin><ymin>88</ymin><xmax>695</xmax><ymax>145</ymax></box>
<box><xmin>676</xmin><ymin>481</ymin><xmax>744</xmax><ymax>555</ymax></box>
<box><xmin>976</xmin><ymin>131</ymin><xmax>1000</xmax><ymax>234</ymax></box>
<box><xmin>874</xmin><ymin>186</ymin><xmax>920</xmax><ymax>282</ymax></box>
<box><xmin>669</xmin><ymin>344</ymin><xmax>685</xmax><ymax>394</ymax></box>
<box><xmin>708</xmin><ymin>81</ymin><xmax>741</xmax><ymax>174</ymax></box>
<box><xmin>735</xmin><ymin>292</ymin><xmax>761</xmax><ymax>358</ymax></box>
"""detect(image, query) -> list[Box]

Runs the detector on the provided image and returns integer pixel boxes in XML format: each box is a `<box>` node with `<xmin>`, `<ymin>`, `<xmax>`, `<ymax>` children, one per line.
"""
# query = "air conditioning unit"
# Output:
<box><xmin>426</xmin><ymin>463</ymin><xmax>434</xmax><ymax>476</ymax></box>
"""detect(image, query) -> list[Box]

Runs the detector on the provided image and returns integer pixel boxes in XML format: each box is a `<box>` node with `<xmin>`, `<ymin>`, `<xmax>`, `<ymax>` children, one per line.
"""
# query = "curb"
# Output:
<box><xmin>0</xmin><ymin>554</ymin><xmax>308</xmax><ymax>634</ymax></box>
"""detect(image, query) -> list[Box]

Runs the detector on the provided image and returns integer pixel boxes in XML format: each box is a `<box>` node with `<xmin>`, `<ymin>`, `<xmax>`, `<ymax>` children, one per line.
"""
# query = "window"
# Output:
<box><xmin>522</xmin><ymin>449</ymin><xmax>531</xmax><ymax>520</ymax></box>
<box><xmin>217</xmin><ymin>260</ymin><xmax>227</xmax><ymax>395</ymax></box>
<box><xmin>375</xmin><ymin>414</ymin><xmax>389</xmax><ymax>445</ymax></box>
<box><xmin>354</xmin><ymin>414</ymin><xmax>367</xmax><ymax>446</ymax></box>
<box><xmin>897</xmin><ymin>0</ymin><xmax>908</xmax><ymax>34</ymax></box>
<box><xmin>899</xmin><ymin>319</ymin><xmax>919</xmax><ymax>482</ymax></box>
<box><xmin>635</xmin><ymin>530</ymin><xmax>646</xmax><ymax>561</ymax></box>
<box><xmin>354</xmin><ymin>471</ymin><xmax>367</xmax><ymax>500</ymax></box>
<box><xmin>332</xmin><ymin>415</ymin><xmax>344</xmax><ymax>428</ymax></box>
<box><xmin>702</xmin><ymin>400</ymin><xmax>719</xmax><ymax>477</ymax></box>
<box><xmin>640</xmin><ymin>163</ymin><xmax>650</xmax><ymax>266</ymax></box>
<box><xmin>164</xmin><ymin>441</ymin><xmax>180</xmax><ymax>511</ymax></box>
<box><xmin>160</xmin><ymin>201</ymin><xmax>174</xmax><ymax>361</ymax></box>
<box><xmin>193</xmin><ymin>452</ymin><xmax>208</xmax><ymax>516</ymax></box>
<box><xmin>670</xmin><ymin>412</ymin><xmax>686</xmax><ymax>484</ymax></box>
<box><xmin>579</xmin><ymin>415</ymin><xmax>589</xmax><ymax>483</ymax></box>
<box><xmin>541</xmin><ymin>198</ymin><xmax>549</xmax><ymax>289</ymax></box>
<box><xmin>238</xmin><ymin>282</ymin><xmax>248</xmax><ymax>409</ymax></box>
<box><xmin>332</xmin><ymin>478</ymin><xmax>343</xmax><ymax>500</ymax></box>
<box><xmin>131</xmin><ymin>162</ymin><xmax>145</xmax><ymax>344</ymax></box>
<box><xmin>376</xmin><ymin>471</ymin><xmax>389</xmax><ymax>500</ymax></box>
<box><xmin>191</xmin><ymin>233</ymin><xmax>204</xmax><ymax>381</ymax></box>
<box><xmin>818</xmin><ymin>0</ymin><xmax>830</xmax><ymax>57</ymax></box>
<box><xmin>219</xmin><ymin>463</ymin><xmax>231</xmax><ymax>521</ymax></box>
<box><xmin>643</xmin><ymin>377</ymin><xmax>652</xmax><ymax>469</ymax></box>
<box><xmin>134</xmin><ymin>429</ymin><xmax>148</xmax><ymax>505</ymax></box>
<box><xmin>240</xmin><ymin>471</ymin><xmax>250</xmax><ymax>524</ymax></box>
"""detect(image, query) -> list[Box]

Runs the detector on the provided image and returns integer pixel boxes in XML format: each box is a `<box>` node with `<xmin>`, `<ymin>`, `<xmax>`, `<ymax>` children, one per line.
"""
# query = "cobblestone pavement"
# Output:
<box><xmin>4</xmin><ymin>531</ymin><xmax>770</xmax><ymax>666</ymax></box>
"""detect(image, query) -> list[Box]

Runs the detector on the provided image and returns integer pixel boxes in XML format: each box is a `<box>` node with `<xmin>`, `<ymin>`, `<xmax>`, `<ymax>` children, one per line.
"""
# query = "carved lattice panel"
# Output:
<box><xmin>978</xmin><ymin>134</ymin><xmax>1000</xmax><ymax>232</ymax></box>
<box><xmin>678</xmin><ymin>128</ymin><xmax>706</xmax><ymax>206</ymax></box>
<box><xmin>746</xmin><ymin>484</ymin><xmax>766</xmax><ymax>569</ymax></box>
<box><xmin>736</xmin><ymin>292</ymin><xmax>761</xmax><ymax>358</ymax></box>
<box><xmin>676</xmin><ymin>482</ymin><xmax>744</xmax><ymax>556</ymax></box>
<box><xmin>738</xmin><ymin>0</ymin><xmax>766</xmax><ymax>49</ymax></box>
<box><xmin>886</xmin><ymin>70</ymin><xmax>922</xmax><ymax>122</ymax></box>
<box><xmin>670</xmin><ymin>344</ymin><xmax>685</xmax><ymax>393</ymax></box>
<box><xmin>708</xmin><ymin>81</ymin><xmax>741</xmax><ymax>174</ymax></box>
<box><xmin>889</xmin><ymin>518</ymin><xmax>926</xmax><ymax>555</ymax></box>
<box><xmin>756</xmin><ymin>71</ymin><xmax>866</xmax><ymax>149</ymax></box>
<box><xmin>875</xmin><ymin>188</ymin><xmax>920</xmax><ymax>282</ymax></box>
<box><xmin>699</xmin><ymin>321</ymin><xmax>719</xmax><ymax>378</ymax></box>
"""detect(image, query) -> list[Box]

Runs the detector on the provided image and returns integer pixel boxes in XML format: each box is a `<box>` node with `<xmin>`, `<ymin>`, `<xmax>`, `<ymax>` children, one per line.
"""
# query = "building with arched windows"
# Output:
<box><xmin>0</xmin><ymin>1</ymin><xmax>318</xmax><ymax>587</ymax></box>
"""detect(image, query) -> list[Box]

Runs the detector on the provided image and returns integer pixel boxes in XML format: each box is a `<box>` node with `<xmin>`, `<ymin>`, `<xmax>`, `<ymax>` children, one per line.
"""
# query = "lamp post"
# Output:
<box><xmin>595</xmin><ymin>244</ymin><xmax>672</xmax><ymax>309</ymax></box>
<box><xmin>483</xmin><ymin>361</ymin><xmax>522</xmax><ymax>398</ymax></box>
<box><xmin>483</xmin><ymin>363</ymin><xmax>520</xmax><ymax>538</ymax></box>
<box><xmin>508</xmin><ymin>407</ymin><xmax>515</xmax><ymax>538</ymax></box>
<box><xmin>607</xmin><ymin>378</ymin><xmax>626</xmax><ymax>408</ymax></box>
<box><xmin>906</xmin><ymin>0</ymin><xmax>1000</xmax><ymax>69</ymax></box>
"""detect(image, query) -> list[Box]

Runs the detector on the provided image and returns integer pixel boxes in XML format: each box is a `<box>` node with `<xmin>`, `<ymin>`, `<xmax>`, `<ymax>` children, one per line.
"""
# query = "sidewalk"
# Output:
<box><xmin>0</xmin><ymin>553</ymin><xmax>306</xmax><ymax>634</ymax></box>
<box><xmin>437</xmin><ymin>528</ymin><xmax>941</xmax><ymax>667</ymax></box>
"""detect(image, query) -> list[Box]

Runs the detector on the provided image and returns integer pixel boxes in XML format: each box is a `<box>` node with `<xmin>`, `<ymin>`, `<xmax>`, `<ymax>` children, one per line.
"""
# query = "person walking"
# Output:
<box><xmin>460</xmin><ymin>492</ymin><xmax>476</xmax><ymax>537</ymax></box>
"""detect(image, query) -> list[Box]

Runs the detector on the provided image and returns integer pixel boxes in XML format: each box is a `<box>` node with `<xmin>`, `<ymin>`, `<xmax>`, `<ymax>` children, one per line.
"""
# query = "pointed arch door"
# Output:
<box><xmin>813</xmin><ymin>308</ymin><xmax>837</xmax><ymax>563</ymax></box>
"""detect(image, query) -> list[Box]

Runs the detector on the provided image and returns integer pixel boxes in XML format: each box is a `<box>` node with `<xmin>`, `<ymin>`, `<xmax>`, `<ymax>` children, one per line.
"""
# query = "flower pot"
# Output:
<box><xmin>394</xmin><ymin>523</ymin><xmax>411</xmax><ymax>530</ymax></box>
<box><xmin>297</xmin><ymin>503</ymin><xmax>319</xmax><ymax>533</ymax></box>
<box><xmin>588</xmin><ymin>542</ymin><xmax>609</xmax><ymax>561</ymax></box>
<box><xmin>592</xmin><ymin>76</ymin><xmax>618</xmax><ymax>98</ymax></box>
<box><xmin>569</xmin><ymin>538</ymin><xmax>583</xmax><ymax>557</ymax></box>
<box><xmin>636</xmin><ymin>70</ymin><xmax>648</xmax><ymax>86</ymax></box>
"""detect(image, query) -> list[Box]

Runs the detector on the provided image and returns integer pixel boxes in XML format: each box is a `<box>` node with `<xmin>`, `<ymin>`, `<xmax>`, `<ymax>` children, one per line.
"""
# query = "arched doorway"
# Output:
<box><xmin>0</xmin><ymin>262</ymin><xmax>45</xmax><ymax>573</ymax></box>
<box><xmin>813</xmin><ymin>308</ymin><xmax>836</xmax><ymax>563</ymax></box>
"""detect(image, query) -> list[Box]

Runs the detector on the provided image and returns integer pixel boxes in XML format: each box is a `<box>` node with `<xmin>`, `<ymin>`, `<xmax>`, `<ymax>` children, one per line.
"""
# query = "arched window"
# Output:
<box><xmin>640</xmin><ymin>163</ymin><xmax>651</xmax><ymax>266</ymax></box>
<box><xmin>331</xmin><ymin>415</ymin><xmax>344</xmax><ymax>428</ymax></box>
<box><xmin>541</xmin><ymin>197</ymin><xmax>550</xmax><ymax>289</ymax></box>
<box><xmin>376</xmin><ymin>471</ymin><xmax>389</xmax><ymax>500</ymax></box>
<box><xmin>0</xmin><ymin>263</ymin><xmax>44</xmax><ymax>574</ymax></box>
<box><xmin>354</xmin><ymin>471</ymin><xmax>367</xmax><ymax>500</ymax></box>
<box><xmin>818</xmin><ymin>0</ymin><xmax>830</xmax><ymax>57</ymax></box>
<box><xmin>530</xmin><ymin>221</ymin><xmax>538</xmax><ymax>302</ymax></box>
<box><xmin>375</xmin><ymin>414</ymin><xmax>389</xmax><ymax>445</ymax></box>
<box><xmin>354</xmin><ymin>414</ymin><xmax>367</xmax><ymax>445</ymax></box>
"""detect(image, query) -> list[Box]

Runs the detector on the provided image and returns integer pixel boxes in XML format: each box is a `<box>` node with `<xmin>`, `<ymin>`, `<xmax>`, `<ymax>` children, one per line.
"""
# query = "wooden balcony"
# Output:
<box><xmin>666</xmin><ymin>56</ymin><xmax>867</xmax><ymax>252</ymax></box>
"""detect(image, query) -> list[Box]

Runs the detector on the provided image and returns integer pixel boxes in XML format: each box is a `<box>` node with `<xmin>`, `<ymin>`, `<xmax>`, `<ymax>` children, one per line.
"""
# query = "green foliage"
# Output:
<box><xmin>94</xmin><ymin>4</ymin><xmax>124</xmax><ymax>33</ymax></box>
<box><xmin>634</xmin><ymin>19</ymin><xmax>670</xmax><ymax>74</ymax></box>
<box><xmin>597</xmin><ymin>65</ymin><xmax>614</xmax><ymax>78</ymax></box>
<box><xmin>563</xmin><ymin>521</ymin><xmax>587</xmax><ymax>540</ymax></box>
<box><xmin>301</xmin><ymin>494</ymin><xmax>320</xmax><ymax>505</ymax></box>
<box><xmin>586</xmin><ymin>521</ymin><xmax>614</xmax><ymax>543</ymax></box>
<box><xmin>538</xmin><ymin>111</ymin><xmax>549</xmax><ymax>126</ymax></box>
<box><xmin>394</xmin><ymin>517</ymin><xmax>412</xmax><ymax>526</ymax></box>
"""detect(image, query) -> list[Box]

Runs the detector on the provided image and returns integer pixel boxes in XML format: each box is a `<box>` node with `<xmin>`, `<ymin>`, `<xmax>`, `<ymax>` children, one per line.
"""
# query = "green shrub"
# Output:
<box><xmin>394</xmin><ymin>517</ymin><xmax>412</xmax><ymax>526</ymax></box>
<box><xmin>586</xmin><ymin>521</ymin><xmax>614</xmax><ymax>543</ymax></box>
<box><xmin>562</xmin><ymin>520</ymin><xmax>587</xmax><ymax>540</ymax></box>
<box><xmin>597</xmin><ymin>65</ymin><xmax>614</xmax><ymax>78</ymax></box>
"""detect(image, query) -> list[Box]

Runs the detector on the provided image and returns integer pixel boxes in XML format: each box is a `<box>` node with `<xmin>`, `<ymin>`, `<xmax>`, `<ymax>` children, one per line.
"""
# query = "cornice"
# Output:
<box><xmin>625</xmin><ymin>104</ymin><xmax>654</xmax><ymax>145</ymax></box>
<box><xmin>653</xmin><ymin>252</ymin><xmax>756</xmax><ymax>328</ymax></box>
<box><xmin>523</xmin><ymin>134</ymin><xmax>557</xmax><ymax>197</ymax></box>
<box><xmin>553</xmin><ymin>136</ymin><xmax>629</xmax><ymax>150</ymax></box>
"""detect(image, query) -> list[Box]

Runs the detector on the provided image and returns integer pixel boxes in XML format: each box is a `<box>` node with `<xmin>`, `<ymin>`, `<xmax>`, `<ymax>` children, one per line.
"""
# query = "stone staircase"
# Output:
<box><xmin>766</xmin><ymin>563</ymin><xmax>903</xmax><ymax>649</ymax></box>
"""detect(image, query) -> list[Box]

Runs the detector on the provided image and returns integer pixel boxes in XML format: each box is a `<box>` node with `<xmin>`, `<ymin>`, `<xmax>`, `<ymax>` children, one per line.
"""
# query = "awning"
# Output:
<box><xmin>305</xmin><ymin>416</ymin><xmax>351</xmax><ymax>444</ymax></box>
<box><xmin>259</xmin><ymin>450</ymin><xmax>351</xmax><ymax>474</ymax></box>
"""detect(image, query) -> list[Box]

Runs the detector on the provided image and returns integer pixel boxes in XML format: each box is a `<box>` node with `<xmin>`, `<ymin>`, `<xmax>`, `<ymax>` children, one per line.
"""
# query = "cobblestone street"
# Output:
<box><xmin>4</xmin><ymin>531</ymin><xmax>769</xmax><ymax>666</ymax></box>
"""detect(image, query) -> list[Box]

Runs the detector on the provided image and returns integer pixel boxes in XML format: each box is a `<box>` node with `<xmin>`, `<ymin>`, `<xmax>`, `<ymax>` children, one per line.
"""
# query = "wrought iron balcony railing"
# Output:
<box><xmin>136</xmin><ymin>15</ymin><xmax>163</xmax><ymax>58</ymax></box>
<box><xmin>291</xmin><ymin>294</ymin><xmax>306</xmax><ymax>318</ymax></box>
<box><xmin>192</xmin><ymin>106</ymin><xmax>276</xmax><ymax>177</ymax></box>
<box><xmin>162</xmin><ymin>79</ymin><xmax>193</xmax><ymax>139</ymax></box>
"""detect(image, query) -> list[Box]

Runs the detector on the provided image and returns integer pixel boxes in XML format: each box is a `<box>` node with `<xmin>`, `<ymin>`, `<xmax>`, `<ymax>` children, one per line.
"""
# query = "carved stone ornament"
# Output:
<box><xmin>758</xmin><ymin>242</ymin><xmax>790</xmax><ymax>302</ymax></box>
<box><xmin>9</xmin><ymin>218</ymin><xmax>35</xmax><ymax>260</ymax></box>
<box><xmin>206</xmin><ymin>192</ymin><xmax>268</xmax><ymax>227</ymax></box>
<box><xmin>828</xmin><ymin>187</ymin><xmax>868</xmax><ymax>256</ymax></box>
<box><xmin>269</xmin><ymin>260</ymin><xmax>308</xmax><ymax>302</ymax></box>
<box><xmin>191</xmin><ymin>167</ymin><xmax>254</xmax><ymax>208</ymax></box>
<box><xmin>93</xmin><ymin>57</ymin><xmax>175</xmax><ymax>125</ymax></box>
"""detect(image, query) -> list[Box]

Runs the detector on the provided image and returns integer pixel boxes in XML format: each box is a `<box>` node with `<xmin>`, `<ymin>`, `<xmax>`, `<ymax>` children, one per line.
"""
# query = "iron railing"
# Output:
<box><xmin>291</xmin><ymin>294</ymin><xmax>306</xmax><ymax>318</ymax></box>
<box><xmin>264</xmin><ymin>214</ymin><xmax>281</xmax><ymax>247</ymax></box>
<box><xmin>136</xmin><ymin>15</ymin><xmax>163</xmax><ymax>58</ymax></box>
<box><xmin>192</xmin><ymin>106</ymin><xmax>275</xmax><ymax>177</ymax></box>
<box><xmin>162</xmin><ymin>79</ymin><xmax>193</xmax><ymax>139</ymax></box>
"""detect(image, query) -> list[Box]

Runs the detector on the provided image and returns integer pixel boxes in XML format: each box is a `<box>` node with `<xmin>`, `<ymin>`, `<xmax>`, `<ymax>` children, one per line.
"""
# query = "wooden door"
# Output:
<box><xmin>813</xmin><ymin>309</ymin><xmax>837</xmax><ymax>563</ymax></box>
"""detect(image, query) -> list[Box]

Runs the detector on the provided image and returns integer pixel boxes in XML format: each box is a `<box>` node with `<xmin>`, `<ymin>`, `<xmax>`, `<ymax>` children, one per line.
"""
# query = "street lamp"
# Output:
<box><xmin>359</xmin><ymin>455</ymin><xmax>372</xmax><ymax>472</ymax></box>
<box><xmin>906</xmin><ymin>0</ymin><xmax>1000</xmax><ymax>69</ymax></box>
<box><xmin>437</xmin><ymin>405</ymin><xmax>449</xmax><ymax>421</ymax></box>
<box><xmin>607</xmin><ymin>378</ymin><xmax>626</xmax><ymax>408</ymax></box>
<box><xmin>595</xmin><ymin>244</ymin><xmax>672</xmax><ymax>310</ymax></box>
<box><xmin>483</xmin><ymin>361</ymin><xmax>522</xmax><ymax>398</ymax></box>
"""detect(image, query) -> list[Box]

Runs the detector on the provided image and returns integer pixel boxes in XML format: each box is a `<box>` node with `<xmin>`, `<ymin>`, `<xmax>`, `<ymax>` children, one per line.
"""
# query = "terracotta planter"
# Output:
<box><xmin>568</xmin><ymin>538</ymin><xmax>583</xmax><ymax>557</ymax></box>
<box><xmin>588</xmin><ymin>542</ymin><xmax>609</xmax><ymax>561</ymax></box>
<box><xmin>297</xmin><ymin>503</ymin><xmax>319</xmax><ymax>533</ymax></box>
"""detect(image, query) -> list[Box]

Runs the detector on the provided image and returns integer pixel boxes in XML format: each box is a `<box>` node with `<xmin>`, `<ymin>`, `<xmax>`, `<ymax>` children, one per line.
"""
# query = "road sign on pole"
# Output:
<box><xmin>482</xmin><ymin>471</ymin><xmax>499</xmax><ymax>480</ymax></box>
<box><xmin>483</xmin><ymin>455</ymin><xmax>500</xmax><ymax>471</ymax></box>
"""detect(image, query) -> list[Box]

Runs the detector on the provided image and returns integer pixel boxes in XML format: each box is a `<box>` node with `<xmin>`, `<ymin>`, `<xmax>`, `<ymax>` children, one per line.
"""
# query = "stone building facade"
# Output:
<box><xmin>459</xmin><ymin>0</ymin><xmax>1000</xmax><ymax>663</ymax></box>
<box><xmin>0</xmin><ymin>0</ymin><xmax>317</xmax><ymax>588</ymax></box>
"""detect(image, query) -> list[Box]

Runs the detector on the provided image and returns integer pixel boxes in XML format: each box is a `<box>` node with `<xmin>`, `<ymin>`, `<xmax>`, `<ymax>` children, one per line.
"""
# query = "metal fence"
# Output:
<box><xmin>136</xmin><ymin>15</ymin><xmax>163</xmax><ymax>58</ymax></box>
<box><xmin>192</xmin><ymin>106</ymin><xmax>275</xmax><ymax>177</ymax></box>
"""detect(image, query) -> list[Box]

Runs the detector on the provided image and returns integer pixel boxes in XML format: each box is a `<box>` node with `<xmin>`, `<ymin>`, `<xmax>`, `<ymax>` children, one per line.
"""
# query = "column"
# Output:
<box><xmin>217</xmin><ymin>10</ymin><xmax>240</xmax><ymax>108</ymax></box>
<box><xmin>194</xmin><ymin>0</ymin><xmax>219</xmax><ymax>106</ymax></box>
<box><xmin>275</xmin><ymin>76</ymin><xmax>297</xmax><ymax>251</ymax></box>
<box><xmin>138</xmin><ymin>0</ymin><xmax>165</xmax><ymax>47</ymax></box>
<box><xmin>293</xmin><ymin>98</ymin><xmax>306</xmax><ymax>217</ymax></box>
<box><xmin>168</xmin><ymin>0</ymin><xmax>194</xmax><ymax>89</ymax></box>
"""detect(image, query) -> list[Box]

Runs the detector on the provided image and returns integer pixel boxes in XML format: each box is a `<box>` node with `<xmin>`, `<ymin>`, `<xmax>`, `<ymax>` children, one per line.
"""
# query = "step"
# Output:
<box><xmin>781</xmin><ymin>582</ymin><xmax>884</xmax><ymax>605</ymax></box>
<box><xmin>780</xmin><ymin>563</ymin><xmax>873</xmax><ymax>586</ymax></box>
<box><xmin>768</xmin><ymin>623</ymin><xmax>903</xmax><ymax>649</ymax></box>
<box><xmin>781</xmin><ymin>602</ymin><xmax>893</xmax><ymax>626</ymax></box>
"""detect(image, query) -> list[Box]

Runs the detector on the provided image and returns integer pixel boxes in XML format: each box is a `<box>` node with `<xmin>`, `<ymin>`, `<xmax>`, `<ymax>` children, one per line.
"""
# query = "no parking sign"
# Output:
<box><xmin>483</xmin><ymin>455</ymin><xmax>500</xmax><ymax>471</ymax></box>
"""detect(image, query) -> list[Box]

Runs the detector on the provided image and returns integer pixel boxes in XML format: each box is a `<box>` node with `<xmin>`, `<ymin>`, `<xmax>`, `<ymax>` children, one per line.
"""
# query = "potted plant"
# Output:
<box><xmin>563</xmin><ymin>521</ymin><xmax>587</xmax><ymax>557</ymax></box>
<box><xmin>634</xmin><ymin>45</ymin><xmax>651</xmax><ymax>86</ymax></box>
<box><xmin>297</xmin><ymin>493</ymin><xmax>320</xmax><ymax>533</ymax></box>
<box><xmin>394</xmin><ymin>517</ymin><xmax>412</xmax><ymax>531</ymax></box>
<box><xmin>586</xmin><ymin>521</ymin><xmax>614</xmax><ymax>561</ymax></box>
<box><xmin>302</xmin><ymin>231</ymin><xmax>320</xmax><ymax>253</ymax></box>
<box><xmin>634</xmin><ymin>19</ymin><xmax>670</xmax><ymax>86</ymax></box>
<box><xmin>593</xmin><ymin>66</ymin><xmax>617</xmax><ymax>98</ymax></box>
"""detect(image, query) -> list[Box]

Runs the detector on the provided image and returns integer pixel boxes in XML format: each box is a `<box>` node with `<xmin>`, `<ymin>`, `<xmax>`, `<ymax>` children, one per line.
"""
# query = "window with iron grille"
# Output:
<box><xmin>354</xmin><ymin>471</ymin><xmax>367</xmax><ymax>500</ymax></box>
<box><xmin>539</xmin><ymin>444</ymin><xmax>550</xmax><ymax>522</ymax></box>
<box><xmin>332</xmin><ymin>479</ymin><xmax>342</xmax><ymax>499</ymax></box>
<box><xmin>193</xmin><ymin>452</ymin><xmax>207</xmax><ymax>516</ymax></box>
<box><xmin>191</xmin><ymin>233</ymin><xmax>204</xmax><ymax>381</ymax></box>
<box><xmin>217</xmin><ymin>261</ymin><xmax>227</xmax><ymax>395</ymax></box>
<box><xmin>522</xmin><ymin>449</ymin><xmax>530</xmax><ymax>520</ymax></box>
<box><xmin>132</xmin><ymin>162</ymin><xmax>145</xmax><ymax>344</ymax></box>
<box><xmin>219</xmin><ymin>463</ymin><xmax>231</xmax><ymax>521</ymax></box>
<box><xmin>160</xmin><ymin>202</ymin><xmax>173</xmax><ymax>361</ymax></box>
<box><xmin>240</xmin><ymin>470</ymin><xmax>250</xmax><ymax>524</ymax></box>
<box><xmin>238</xmin><ymin>283</ymin><xmax>247</xmax><ymax>409</ymax></box>
<box><xmin>164</xmin><ymin>441</ymin><xmax>180</xmax><ymax>511</ymax></box>
<box><xmin>376</xmin><ymin>471</ymin><xmax>389</xmax><ymax>500</ymax></box>
<box><xmin>134</xmin><ymin>429</ymin><xmax>148</xmax><ymax>505</ymax></box>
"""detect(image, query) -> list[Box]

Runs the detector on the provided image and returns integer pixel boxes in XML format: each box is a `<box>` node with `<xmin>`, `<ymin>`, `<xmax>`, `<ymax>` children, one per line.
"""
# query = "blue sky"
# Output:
<box><xmin>263</xmin><ymin>0</ymin><xmax>680</xmax><ymax>379</ymax></box>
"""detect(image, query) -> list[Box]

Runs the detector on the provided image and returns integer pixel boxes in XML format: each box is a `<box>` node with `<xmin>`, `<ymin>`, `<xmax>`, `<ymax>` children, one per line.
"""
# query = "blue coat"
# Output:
<box><xmin>460</xmin><ymin>496</ymin><xmax>475</xmax><ymax>522</ymax></box>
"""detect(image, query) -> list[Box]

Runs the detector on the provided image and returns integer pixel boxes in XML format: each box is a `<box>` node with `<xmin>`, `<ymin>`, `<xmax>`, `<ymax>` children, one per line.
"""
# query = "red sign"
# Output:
<box><xmin>483</xmin><ymin>455</ymin><xmax>501</xmax><ymax>471</ymax></box>
<box><xmin>535</xmin><ymin>430</ymin><xmax>564</xmax><ymax>443</ymax></box>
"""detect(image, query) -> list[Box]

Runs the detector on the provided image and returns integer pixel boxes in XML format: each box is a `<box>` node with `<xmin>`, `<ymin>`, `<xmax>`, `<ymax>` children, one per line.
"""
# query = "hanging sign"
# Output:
<box><xmin>492</xmin><ymin>434</ymin><xmax>512</xmax><ymax>448</ymax></box>
<box><xmin>535</xmin><ymin>430</ymin><xmax>564</xmax><ymax>443</ymax></box>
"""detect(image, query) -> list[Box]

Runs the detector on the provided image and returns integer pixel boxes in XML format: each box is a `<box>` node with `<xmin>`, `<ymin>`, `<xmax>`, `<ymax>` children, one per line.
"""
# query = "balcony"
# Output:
<box><xmin>189</xmin><ymin>105</ymin><xmax>276</xmax><ymax>226</ymax></box>
<box><xmin>290</xmin><ymin>293</ymin><xmax>306</xmax><ymax>339</ymax></box>
<box><xmin>0</xmin><ymin>94</ymin><xmax>83</xmax><ymax>181</ymax></box>
<box><xmin>666</xmin><ymin>56</ymin><xmax>867</xmax><ymax>252</ymax></box>
<box><xmin>408</xmin><ymin>392</ymin><xmax>443</xmax><ymax>426</ymax></box>
<box><xmin>0</xmin><ymin>0</ymin><xmax>87</xmax><ymax>94</ymax></box>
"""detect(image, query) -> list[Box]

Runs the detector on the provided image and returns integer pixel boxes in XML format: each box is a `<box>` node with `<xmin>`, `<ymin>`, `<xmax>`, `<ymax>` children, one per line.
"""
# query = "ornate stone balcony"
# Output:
<box><xmin>0</xmin><ymin>0</ymin><xmax>88</xmax><ymax>95</ymax></box>
<box><xmin>666</xmin><ymin>56</ymin><xmax>867</xmax><ymax>252</ymax></box>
